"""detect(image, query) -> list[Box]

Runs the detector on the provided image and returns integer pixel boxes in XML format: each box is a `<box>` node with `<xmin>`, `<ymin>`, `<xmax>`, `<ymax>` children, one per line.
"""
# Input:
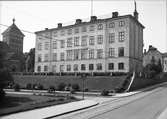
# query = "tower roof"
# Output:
<box><xmin>2</xmin><ymin>19</ymin><xmax>25</xmax><ymax>37</ymax></box>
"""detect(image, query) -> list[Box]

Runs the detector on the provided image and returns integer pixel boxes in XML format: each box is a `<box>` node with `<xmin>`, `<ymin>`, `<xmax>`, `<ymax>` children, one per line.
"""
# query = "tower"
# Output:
<box><xmin>134</xmin><ymin>0</ymin><xmax>139</xmax><ymax>20</ymax></box>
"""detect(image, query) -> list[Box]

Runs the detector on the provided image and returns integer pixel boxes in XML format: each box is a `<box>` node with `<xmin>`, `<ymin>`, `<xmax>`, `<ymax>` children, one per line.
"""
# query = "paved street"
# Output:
<box><xmin>55</xmin><ymin>83</ymin><xmax>167</xmax><ymax>119</ymax></box>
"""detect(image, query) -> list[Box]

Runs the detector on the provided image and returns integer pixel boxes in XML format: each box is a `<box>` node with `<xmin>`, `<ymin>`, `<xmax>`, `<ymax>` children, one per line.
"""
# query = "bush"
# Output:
<box><xmin>26</xmin><ymin>83</ymin><xmax>32</xmax><ymax>89</ymax></box>
<box><xmin>72</xmin><ymin>83</ymin><xmax>80</xmax><ymax>91</ymax></box>
<box><xmin>37</xmin><ymin>84</ymin><xmax>44</xmax><ymax>90</ymax></box>
<box><xmin>14</xmin><ymin>84</ymin><xmax>20</xmax><ymax>91</ymax></box>
<box><xmin>0</xmin><ymin>89</ymin><xmax>5</xmax><ymax>101</ymax></box>
<box><xmin>48</xmin><ymin>85</ymin><xmax>55</xmax><ymax>93</ymax></box>
<box><xmin>57</xmin><ymin>83</ymin><xmax>66</xmax><ymax>91</ymax></box>
<box><xmin>101</xmin><ymin>90</ymin><xmax>109</xmax><ymax>96</ymax></box>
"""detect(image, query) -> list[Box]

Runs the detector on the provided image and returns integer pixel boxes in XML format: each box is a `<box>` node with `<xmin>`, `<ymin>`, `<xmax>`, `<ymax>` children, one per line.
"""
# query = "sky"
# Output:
<box><xmin>0</xmin><ymin>0</ymin><xmax>166</xmax><ymax>53</ymax></box>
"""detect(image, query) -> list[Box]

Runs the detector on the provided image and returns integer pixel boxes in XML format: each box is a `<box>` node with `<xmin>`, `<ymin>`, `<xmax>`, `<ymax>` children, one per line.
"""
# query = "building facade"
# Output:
<box><xmin>162</xmin><ymin>53</ymin><xmax>167</xmax><ymax>72</ymax></box>
<box><xmin>35</xmin><ymin>9</ymin><xmax>144</xmax><ymax>73</ymax></box>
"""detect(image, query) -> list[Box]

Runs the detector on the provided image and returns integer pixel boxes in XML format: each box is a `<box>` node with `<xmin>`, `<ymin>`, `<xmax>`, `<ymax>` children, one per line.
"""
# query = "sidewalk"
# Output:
<box><xmin>1</xmin><ymin>100</ymin><xmax>98</xmax><ymax>119</ymax></box>
<box><xmin>157</xmin><ymin>107</ymin><xmax>167</xmax><ymax>119</ymax></box>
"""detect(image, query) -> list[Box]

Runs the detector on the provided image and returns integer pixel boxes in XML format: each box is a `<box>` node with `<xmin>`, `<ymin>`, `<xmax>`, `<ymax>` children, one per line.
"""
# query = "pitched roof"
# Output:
<box><xmin>2</xmin><ymin>23</ymin><xmax>25</xmax><ymax>37</ymax></box>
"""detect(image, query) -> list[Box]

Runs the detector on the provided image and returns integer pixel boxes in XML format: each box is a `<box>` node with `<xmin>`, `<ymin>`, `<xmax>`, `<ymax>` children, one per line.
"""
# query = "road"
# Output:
<box><xmin>55</xmin><ymin>83</ymin><xmax>167</xmax><ymax>119</ymax></box>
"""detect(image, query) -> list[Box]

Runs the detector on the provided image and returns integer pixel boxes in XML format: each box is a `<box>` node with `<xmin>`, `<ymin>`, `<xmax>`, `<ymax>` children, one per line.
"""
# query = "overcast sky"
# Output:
<box><xmin>0</xmin><ymin>0</ymin><xmax>166</xmax><ymax>53</ymax></box>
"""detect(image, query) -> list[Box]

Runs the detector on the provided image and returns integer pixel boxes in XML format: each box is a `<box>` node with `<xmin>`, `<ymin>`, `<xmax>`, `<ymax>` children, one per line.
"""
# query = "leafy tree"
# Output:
<box><xmin>25</xmin><ymin>48</ymin><xmax>35</xmax><ymax>72</ymax></box>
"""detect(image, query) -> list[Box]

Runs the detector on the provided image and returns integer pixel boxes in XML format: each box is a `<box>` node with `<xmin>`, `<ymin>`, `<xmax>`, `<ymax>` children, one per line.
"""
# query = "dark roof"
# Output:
<box><xmin>2</xmin><ymin>23</ymin><xmax>25</xmax><ymax>37</ymax></box>
<box><xmin>162</xmin><ymin>53</ymin><xmax>167</xmax><ymax>57</ymax></box>
<box><xmin>35</xmin><ymin>14</ymin><xmax>145</xmax><ymax>34</ymax></box>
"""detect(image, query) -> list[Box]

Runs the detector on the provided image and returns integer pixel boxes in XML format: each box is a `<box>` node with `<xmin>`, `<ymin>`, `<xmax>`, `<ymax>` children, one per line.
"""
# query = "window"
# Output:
<box><xmin>89</xmin><ymin>64</ymin><xmax>94</xmax><ymax>70</ymax></box>
<box><xmin>66</xmin><ymin>50</ymin><xmax>73</xmax><ymax>60</ymax></box>
<box><xmin>109</xmin><ymin>48</ymin><xmax>115</xmax><ymax>57</ymax></box>
<box><xmin>119</xmin><ymin>21</ymin><xmax>125</xmax><ymax>27</ymax></box>
<box><xmin>97</xmin><ymin>35</ymin><xmax>103</xmax><ymax>44</ymax></box>
<box><xmin>67</xmin><ymin>29</ymin><xmax>72</xmax><ymax>35</ymax></box>
<box><xmin>53</xmin><ymin>31</ymin><xmax>57</xmax><ymax>37</ymax></box>
<box><xmin>60</xmin><ymin>40</ymin><xmax>65</xmax><ymax>48</ymax></box>
<box><xmin>52</xmin><ymin>41</ymin><xmax>57</xmax><ymax>49</ymax></box>
<box><xmin>118</xmin><ymin>47</ymin><xmax>124</xmax><ymax>57</ymax></box>
<box><xmin>81</xmin><ymin>64</ymin><xmax>86</xmax><ymax>70</ymax></box>
<box><xmin>89</xmin><ymin>25</ymin><xmax>95</xmax><ymax>31</ymax></box>
<box><xmin>52</xmin><ymin>65</ymin><xmax>56</xmax><ymax>72</ymax></box>
<box><xmin>60</xmin><ymin>65</ymin><xmax>64</xmax><ymax>72</ymax></box>
<box><xmin>60</xmin><ymin>30</ymin><xmax>65</xmax><ymax>36</ymax></box>
<box><xmin>81</xmin><ymin>36</ymin><xmax>87</xmax><ymax>46</ymax></box>
<box><xmin>97</xmin><ymin>24</ymin><xmax>103</xmax><ymax>30</ymax></box>
<box><xmin>89</xmin><ymin>36</ymin><xmax>95</xmax><ymax>45</ymax></box>
<box><xmin>45</xmin><ymin>42</ymin><xmax>49</xmax><ymax>50</ymax></box>
<box><xmin>74</xmin><ymin>37</ymin><xmax>79</xmax><ymax>46</ymax></box>
<box><xmin>52</xmin><ymin>53</ymin><xmax>57</xmax><ymax>61</ymax></box>
<box><xmin>108</xmin><ymin>63</ymin><xmax>114</xmax><ymax>70</ymax></box>
<box><xmin>109</xmin><ymin>22</ymin><xmax>115</xmax><ymax>28</ymax></box>
<box><xmin>74</xmin><ymin>28</ymin><xmax>79</xmax><ymax>34</ymax></box>
<box><xmin>118</xmin><ymin>31</ymin><xmax>125</xmax><ymax>42</ymax></box>
<box><xmin>96</xmin><ymin>63</ymin><xmax>102</xmax><ymax>70</ymax></box>
<box><xmin>38</xmin><ymin>43</ymin><xmax>42</xmax><ymax>50</ymax></box>
<box><xmin>74</xmin><ymin>49</ymin><xmax>79</xmax><ymax>60</ymax></box>
<box><xmin>67</xmin><ymin>38</ymin><xmax>72</xmax><ymax>47</ymax></box>
<box><xmin>73</xmin><ymin>64</ymin><xmax>78</xmax><ymax>71</ymax></box>
<box><xmin>118</xmin><ymin>63</ymin><xmax>124</xmax><ymax>70</ymax></box>
<box><xmin>38</xmin><ymin>54</ymin><xmax>42</xmax><ymax>62</ymax></box>
<box><xmin>97</xmin><ymin>49</ymin><xmax>103</xmax><ymax>59</ymax></box>
<box><xmin>44</xmin><ymin>65</ymin><xmax>48</xmax><ymax>72</ymax></box>
<box><xmin>109</xmin><ymin>33</ymin><xmax>115</xmax><ymax>43</ymax></box>
<box><xmin>60</xmin><ymin>52</ymin><xmax>65</xmax><ymax>61</ymax></box>
<box><xmin>44</xmin><ymin>54</ymin><xmax>49</xmax><ymax>62</ymax></box>
<box><xmin>89</xmin><ymin>49</ymin><xmax>94</xmax><ymax>59</ymax></box>
<box><xmin>82</xmin><ymin>26</ymin><xmax>87</xmax><ymax>32</ymax></box>
<box><xmin>37</xmin><ymin>66</ymin><xmax>41</xmax><ymax>72</ymax></box>
<box><xmin>67</xmin><ymin>65</ymin><xmax>71</xmax><ymax>71</ymax></box>
<box><xmin>81</xmin><ymin>49</ymin><xmax>87</xmax><ymax>60</ymax></box>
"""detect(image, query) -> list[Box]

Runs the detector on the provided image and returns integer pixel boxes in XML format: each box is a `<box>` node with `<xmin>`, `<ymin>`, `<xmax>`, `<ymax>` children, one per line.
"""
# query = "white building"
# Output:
<box><xmin>163</xmin><ymin>53</ymin><xmax>167</xmax><ymax>72</ymax></box>
<box><xmin>34</xmin><ymin>7</ymin><xmax>144</xmax><ymax>73</ymax></box>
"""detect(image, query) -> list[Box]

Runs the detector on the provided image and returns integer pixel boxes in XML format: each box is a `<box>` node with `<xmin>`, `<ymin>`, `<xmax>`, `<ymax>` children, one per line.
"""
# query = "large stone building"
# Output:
<box><xmin>2</xmin><ymin>18</ymin><xmax>25</xmax><ymax>53</ymax></box>
<box><xmin>34</xmin><ymin>5</ymin><xmax>144</xmax><ymax>73</ymax></box>
<box><xmin>162</xmin><ymin>53</ymin><xmax>167</xmax><ymax>72</ymax></box>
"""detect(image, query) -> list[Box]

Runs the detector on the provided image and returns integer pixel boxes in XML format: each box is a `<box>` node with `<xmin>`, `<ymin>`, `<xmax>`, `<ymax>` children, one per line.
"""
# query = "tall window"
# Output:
<box><xmin>38</xmin><ymin>43</ymin><xmax>42</xmax><ymax>50</ymax></box>
<box><xmin>74</xmin><ymin>37</ymin><xmax>79</xmax><ymax>46</ymax></box>
<box><xmin>52</xmin><ymin>53</ymin><xmax>57</xmax><ymax>61</ymax></box>
<box><xmin>81</xmin><ymin>36</ymin><xmax>87</xmax><ymax>46</ymax></box>
<box><xmin>44</xmin><ymin>54</ymin><xmax>49</xmax><ymax>62</ymax></box>
<box><xmin>52</xmin><ymin>41</ymin><xmax>57</xmax><ymax>49</ymax></box>
<box><xmin>67</xmin><ymin>29</ymin><xmax>72</xmax><ymax>35</ymax></box>
<box><xmin>37</xmin><ymin>66</ymin><xmax>41</xmax><ymax>72</ymax></box>
<box><xmin>109</xmin><ymin>33</ymin><xmax>115</xmax><ymax>43</ymax></box>
<box><xmin>73</xmin><ymin>64</ymin><xmax>78</xmax><ymax>71</ymax></box>
<box><xmin>53</xmin><ymin>31</ymin><xmax>57</xmax><ymax>37</ymax></box>
<box><xmin>38</xmin><ymin>54</ymin><xmax>42</xmax><ymax>62</ymax></box>
<box><xmin>52</xmin><ymin>65</ymin><xmax>56</xmax><ymax>72</ymax></box>
<box><xmin>97</xmin><ymin>49</ymin><xmax>103</xmax><ymax>59</ymax></box>
<box><xmin>89</xmin><ymin>49</ymin><xmax>94</xmax><ymax>59</ymax></box>
<box><xmin>109</xmin><ymin>48</ymin><xmax>115</xmax><ymax>57</ymax></box>
<box><xmin>81</xmin><ymin>49</ymin><xmax>87</xmax><ymax>60</ymax></box>
<box><xmin>89</xmin><ymin>64</ymin><xmax>94</xmax><ymax>70</ymax></box>
<box><xmin>74</xmin><ymin>28</ymin><xmax>79</xmax><ymax>34</ymax></box>
<box><xmin>74</xmin><ymin>49</ymin><xmax>79</xmax><ymax>60</ymax></box>
<box><xmin>82</xmin><ymin>26</ymin><xmax>87</xmax><ymax>32</ymax></box>
<box><xmin>60</xmin><ymin>52</ymin><xmax>65</xmax><ymax>61</ymax></box>
<box><xmin>60</xmin><ymin>40</ymin><xmax>65</xmax><ymax>48</ymax></box>
<box><xmin>67</xmin><ymin>38</ymin><xmax>72</xmax><ymax>47</ymax></box>
<box><xmin>66</xmin><ymin>50</ymin><xmax>73</xmax><ymax>60</ymax></box>
<box><xmin>119</xmin><ymin>21</ymin><xmax>125</xmax><ymax>27</ymax></box>
<box><xmin>118</xmin><ymin>31</ymin><xmax>125</xmax><ymax>42</ymax></box>
<box><xmin>60</xmin><ymin>65</ymin><xmax>64</xmax><ymax>72</ymax></box>
<box><xmin>44</xmin><ymin>65</ymin><xmax>48</xmax><ymax>72</ymax></box>
<box><xmin>118</xmin><ymin>47</ymin><xmax>124</xmax><ymax>57</ymax></box>
<box><xmin>89</xmin><ymin>25</ymin><xmax>95</xmax><ymax>31</ymax></box>
<box><xmin>118</xmin><ymin>63</ymin><xmax>124</xmax><ymax>70</ymax></box>
<box><xmin>81</xmin><ymin>64</ymin><xmax>86</xmax><ymax>70</ymax></box>
<box><xmin>60</xmin><ymin>30</ymin><xmax>65</xmax><ymax>36</ymax></box>
<box><xmin>44</xmin><ymin>42</ymin><xmax>49</xmax><ymax>50</ymax></box>
<box><xmin>89</xmin><ymin>36</ymin><xmax>95</xmax><ymax>45</ymax></box>
<box><xmin>97</xmin><ymin>35</ymin><xmax>103</xmax><ymax>44</ymax></box>
<box><xmin>109</xmin><ymin>22</ymin><xmax>115</xmax><ymax>28</ymax></box>
<box><xmin>97</xmin><ymin>24</ymin><xmax>103</xmax><ymax>30</ymax></box>
<box><xmin>67</xmin><ymin>65</ymin><xmax>71</xmax><ymax>71</ymax></box>
<box><xmin>108</xmin><ymin>63</ymin><xmax>114</xmax><ymax>70</ymax></box>
<box><xmin>96</xmin><ymin>63</ymin><xmax>102</xmax><ymax>70</ymax></box>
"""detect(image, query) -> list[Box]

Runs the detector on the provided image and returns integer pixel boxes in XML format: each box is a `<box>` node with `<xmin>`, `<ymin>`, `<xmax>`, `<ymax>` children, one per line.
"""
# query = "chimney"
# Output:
<box><xmin>58</xmin><ymin>23</ymin><xmax>62</xmax><ymax>28</ymax></box>
<box><xmin>90</xmin><ymin>16</ymin><xmax>97</xmax><ymax>22</ymax></box>
<box><xmin>45</xmin><ymin>28</ymin><xmax>48</xmax><ymax>30</ymax></box>
<box><xmin>112</xmin><ymin>12</ymin><xmax>119</xmax><ymax>18</ymax></box>
<box><xmin>75</xmin><ymin>19</ymin><xmax>82</xmax><ymax>24</ymax></box>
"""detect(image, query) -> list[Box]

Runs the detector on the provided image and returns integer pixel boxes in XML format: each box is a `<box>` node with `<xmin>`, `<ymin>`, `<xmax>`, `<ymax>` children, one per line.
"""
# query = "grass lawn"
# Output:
<box><xmin>0</xmin><ymin>93</ymin><xmax>78</xmax><ymax>116</ymax></box>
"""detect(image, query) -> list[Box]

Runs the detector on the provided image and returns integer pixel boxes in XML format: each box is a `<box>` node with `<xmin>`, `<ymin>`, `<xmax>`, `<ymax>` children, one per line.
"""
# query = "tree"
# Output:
<box><xmin>25</xmin><ymin>48</ymin><xmax>35</xmax><ymax>72</ymax></box>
